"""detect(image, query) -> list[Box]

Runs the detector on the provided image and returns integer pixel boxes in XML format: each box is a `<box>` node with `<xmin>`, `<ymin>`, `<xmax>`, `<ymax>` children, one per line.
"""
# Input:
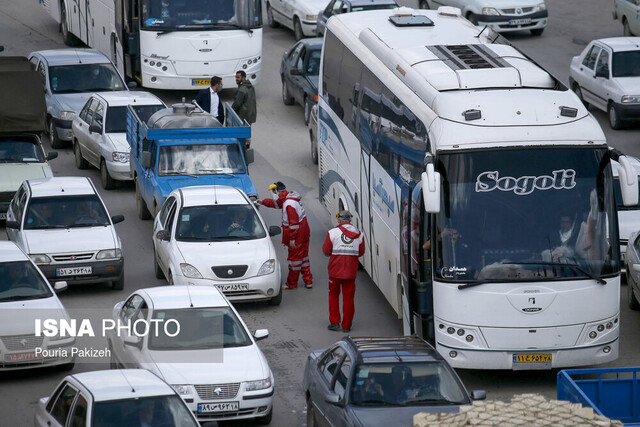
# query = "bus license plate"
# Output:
<box><xmin>192</xmin><ymin>78</ymin><xmax>211</xmax><ymax>86</ymax></box>
<box><xmin>197</xmin><ymin>401</ymin><xmax>239</xmax><ymax>413</ymax></box>
<box><xmin>508</xmin><ymin>18</ymin><xmax>531</xmax><ymax>25</ymax></box>
<box><xmin>512</xmin><ymin>353</ymin><xmax>552</xmax><ymax>370</ymax></box>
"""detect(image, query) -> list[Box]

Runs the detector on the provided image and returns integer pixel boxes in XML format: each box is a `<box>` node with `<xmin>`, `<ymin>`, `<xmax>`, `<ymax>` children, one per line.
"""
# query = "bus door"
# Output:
<box><xmin>400</xmin><ymin>184</ymin><xmax>413</xmax><ymax>335</ymax></box>
<box><xmin>123</xmin><ymin>0</ymin><xmax>141</xmax><ymax>82</ymax></box>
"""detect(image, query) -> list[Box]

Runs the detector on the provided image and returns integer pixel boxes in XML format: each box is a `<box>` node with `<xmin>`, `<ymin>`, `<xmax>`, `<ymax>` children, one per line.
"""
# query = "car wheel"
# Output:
<box><xmin>101</xmin><ymin>159</ymin><xmax>116</xmax><ymax>190</ymax></box>
<box><xmin>136</xmin><ymin>178</ymin><xmax>151</xmax><ymax>220</ymax></box>
<box><xmin>629</xmin><ymin>278</ymin><xmax>640</xmax><ymax>310</ymax></box>
<box><xmin>310</xmin><ymin>130</ymin><xmax>318</xmax><ymax>164</ymax></box>
<box><xmin>608</xmin><ymin>102</ymin><xmax>624</xmax><ymax>130</ymax></box>
<box><xmin>530</xmin><ymin>28</ymin><xmax>544</xmax><ymax>36</ymax></box>
<box><xmin>466</xmin><ymin>12</ymin><xmax>478</xmax><ymax>25</ymax></box>
<box><xmin>294</xmin><ymin>17</ymin><xmax>304</xmax><ymax>41</ymax></box>
<box><xmin>573</xmin><ymin>85</ymin><xmax>590</xmax><ymax>110</ymax></box>
<box><xmin>48</xmin><ymin>119</ymin><xmax>63</xmax><ymax>149</ymax></box>
<box><xmin>255</xmin><ymin>405</ymin><xmax>273</xmax><ymax>425</ymax></box>
<box><xmin>282</xmin><ymin>80</ymin><xmax>294</xmax><ymax>105</ymax></box>
<box><xmin>154</xmin><ymin>250</ymin><xmax>165</xmax><ymax>280</ymax></box>
<box><xmin>624</xmin><ymin>19</ymin><xmax>633</xmax><ymax>37</ymax></box>
<box><xmin>268</xmin><ymin>287</ymin><xmax>282</xmax><ymax>306</ymax></box>
<box><xmin>306</xmin><ymin>398</ymin><xmax>318</xmax><ymax>427</ymax></box>
<box><xmin>74</xmin><ymin>141</ymin><xmax>88</xmax><ymax>169</ymax></box>
<box><xmin>419</xmin><ymin>0</ymin><xmax>430</xmax><ymax>8</ymax></box>
<box><xmin>304</xmin><ymin>98</ymin><xmax>312</xmax><ymax>125</ymax></box>
<box><xmin>267</xmin><ymin>3</ymin><xmax>279</xmax><ymax>28</ymax></box>
<box><xmin>112</xmin><ymin>273</ymin><xmax>125</xmax><ymax>290</ymax></box>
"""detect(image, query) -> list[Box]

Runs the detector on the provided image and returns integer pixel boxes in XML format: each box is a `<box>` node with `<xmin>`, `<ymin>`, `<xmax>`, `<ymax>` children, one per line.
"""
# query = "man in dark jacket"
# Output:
<box><xmin>232</xmin><ymin>70</ymin><xmax>256</xmax><ymax>147</ymax></box>
<box><xmin>194</xmin><ymin>76</ymin><xmax>225</xmax><ymax>123</ymax></box>
<box><xmin>322</xmin><ymin>211</ymin><xmax>365</xmax><ymax>332</ymax></box>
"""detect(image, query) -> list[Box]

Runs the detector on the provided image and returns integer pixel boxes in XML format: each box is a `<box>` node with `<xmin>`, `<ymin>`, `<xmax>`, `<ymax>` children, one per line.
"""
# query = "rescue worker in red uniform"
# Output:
<box><xmin>322</xmin><ymin>211</ymin><xmax>365</xmax><ymax>332</ymax></box>
<box><xmin>256</xmin><ymin>182</ymin><xmax>313</xmax><ymax>289</ymax></box>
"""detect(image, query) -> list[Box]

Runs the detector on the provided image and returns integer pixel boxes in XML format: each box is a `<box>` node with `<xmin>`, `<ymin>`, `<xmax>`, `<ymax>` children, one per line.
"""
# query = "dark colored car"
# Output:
<box><xmin>280</xmin><ymin>38</ymin><xmax>323</xmax><ymax>125</ymax></box>
<box><xmin>316</xmin><ymin>0</ymin><xmax>398</xmax><ymax>36</ymax></box>
<box><xmin>303</xmin><ymin>336</ymin><xmax>486</xmax><ymax>427</ymax></box>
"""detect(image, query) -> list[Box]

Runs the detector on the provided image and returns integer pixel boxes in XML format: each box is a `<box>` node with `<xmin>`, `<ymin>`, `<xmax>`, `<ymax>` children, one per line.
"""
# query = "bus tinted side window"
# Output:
<box><xmin>338</xmin><ymin>47</ymin><xmax>362</xmax><ymax>133</ymax></box>
<box><xmin>322</xmin><ymin>31</ymin><xmax>344</xmax><ymax>114</ymax></box>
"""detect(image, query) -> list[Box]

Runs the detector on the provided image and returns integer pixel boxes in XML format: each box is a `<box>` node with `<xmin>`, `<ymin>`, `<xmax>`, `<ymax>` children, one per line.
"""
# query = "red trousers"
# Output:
<box><xmin>286</xmin><ymin>241</ymin><xmax>313</xmax><ymax>288</ymax></box>
<box><xmin>328</xmin><ymin>277</ymin><xmax>355</xmax><ymax>330</ymax></box>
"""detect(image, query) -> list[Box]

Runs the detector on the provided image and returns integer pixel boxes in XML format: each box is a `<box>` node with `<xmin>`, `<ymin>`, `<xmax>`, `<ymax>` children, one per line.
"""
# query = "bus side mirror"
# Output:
<box><xmin>618</xmin><ymin>156</ymin><xmax>639</xmax><ymax>206</ymax></box>
<box><xmin>244</xmin><ymin>147</ymin><xmax>254</xmax><ymax>164</ymax></box>
<box><xmin>421</xmin><ymin>163</ymin><xmax>441</xmax><ymax>213</ymax></box>
<box><xmin>141</xmin><ymin>151</ymin><xmax>152</xmax><ymax>169</ymax></box>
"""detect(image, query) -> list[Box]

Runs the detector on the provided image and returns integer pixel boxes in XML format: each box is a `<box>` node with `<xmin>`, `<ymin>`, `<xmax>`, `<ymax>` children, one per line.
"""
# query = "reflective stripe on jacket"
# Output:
<box><xmin>322</xmin><ymin>223</ymin><xmax>365</xmax><ymax>279</ymax></box>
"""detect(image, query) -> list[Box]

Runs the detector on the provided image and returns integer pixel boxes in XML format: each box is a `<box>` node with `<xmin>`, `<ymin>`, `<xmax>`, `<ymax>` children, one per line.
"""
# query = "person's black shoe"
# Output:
<box><xmin>327</xmin><ymin>323</ymin><xmax>341</xmax><ymax>331</ymax></box>
<box><xmin>342</xmin><ymin>328</ymin><xmax>351</xmax><ymax>333</ymax></box>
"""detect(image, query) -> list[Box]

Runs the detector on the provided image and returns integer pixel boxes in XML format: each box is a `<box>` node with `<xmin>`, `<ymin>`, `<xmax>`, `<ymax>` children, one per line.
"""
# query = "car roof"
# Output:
<box><xmin>347</xmin><ymin>0</ymin><xmax>397</xmax><ymax>7</ymax></box>
<box><xmin>30</xmin><ymin>49</ymin><xmax>112</xmax><ymax>66</ymax></box>
<box><xmin>139</xmin><ymin>285</ymin><xmax>229</xmax><ymax>310</ymax></box>
<box><xmin>596</xmin><ymin>37</ymin><xmax>640</xmax><ymax>52</ymax></box>
<box><xmin>92</xmin><ymin>91</ymin><xmax>164</xmax><ymax>107</ymax></box>
<box><xmin>0</xmin><ymin>241</ymin><xmax>29</xmax><ymax>263</ymax></box>
<box><xmin>27</xmin><ymin>177</ymin><xmax>95</xmax><ymax>197</ymax></box>
<box><xmin>71</xmin><ymin>369</ymin><xmax>175</xmax><ymax>401</ymax></box>
<box><xmin>298</xmin><ymin>38</ymin><xmax>323</xmax><ymax>49</ymax></box>
<box><xmin>342</xmin><ymin>336</ymin><xmax>443</xmax><ymax>364</ymax></box>
<box><xmin>611</xmin><ymin>156</ymin><xmax>640</xmax><ymax>178</ymax></box>
<box><xmin>175</xmin><ymin>185</ymin><xmax>249</xmax><ymax>207</ymax></box>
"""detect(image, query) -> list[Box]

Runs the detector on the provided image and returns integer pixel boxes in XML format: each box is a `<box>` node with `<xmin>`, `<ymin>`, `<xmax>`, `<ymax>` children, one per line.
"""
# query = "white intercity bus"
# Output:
<box><xmin>318</xmin><ymin>6</ymin><xmax>639</xmax><ymax>369</ymax></box>
<box><xmin>41</xmin><ymin>0</ymin><xmax>262</xmax><ymax>89</ymax></box>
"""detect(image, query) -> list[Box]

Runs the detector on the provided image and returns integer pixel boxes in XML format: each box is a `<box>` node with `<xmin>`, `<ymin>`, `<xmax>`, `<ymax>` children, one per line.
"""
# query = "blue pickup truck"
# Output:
<box><xmin>127</xmin><ymin>102</ymin><xmax>257</xmax><ymax>219</ymax></box>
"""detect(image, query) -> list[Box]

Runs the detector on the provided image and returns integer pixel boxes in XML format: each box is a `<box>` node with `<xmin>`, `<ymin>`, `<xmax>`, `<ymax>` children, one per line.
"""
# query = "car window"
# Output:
<box><xmin>306</xmin><ymin>49</ymin><xmax>321</xmax><ymax>75</ymax></box>
<box><xmin>132</xmin><ymin>103</ymin><xmax>165</xmax><ymax>123</ymax></box>
<box><xmin>121</xmin><ymin>294</ymin><xmax>146</xmax><ymax>321</ymax></box>
<box><xmin>79</xmin><ymin>100</ymin><xmax>92</xmax><ymax>123</ymax></box>
<box><xmin>332</xmin><ymin>0</ymin><xmax>344</xmax><ymax>14</ymax></box>
<box><xmin>49</xmin><ymin>383</ymin><xmax>78</xmax><ymax>425</ymax></box>
<box><xmin>92</xmin><ymin>102</ymin><xmax>105</xmax><ymax>131</ymax></box>
<box><xmin>85</xmin><ymin>99</ymin><xmax>98</xmax><ymax>125</ymax></box>
<box><xmin>69</xmin><ymin>394</ymin><xmax>88</xmax><ymax>427</ymax></box>
<box><xmin>320</xmin><ymin>346</ymin><xmax>345</xmax><ymax>384</ymax></box>
<box><xmin>334</xmin><ymin>355</ymin><xmax>352</xmax><ymax>397</ymax></box>
<box><xmin>296</xmin><ymin>48</ymin><xmax>306</xmax><ymax>71</ymax></box>
<box><xmin>289</xmin><ymin>43</ymin><xmax>304</xmax><ymax>62</ymax></box>
<box><xmin>612</xmin><ymin>50</ymin><xmax>640</xmax><ymax>77</ymax></box>
<box><xmin>175</xmin><ymin>204</ymin><xmax>267</xmax><ymax>242</ymax></box>
<box><xmin>324</xmin><ymin>0</ymin><xmax>335</xmax><ymax>13</ymax></box>
<box><xmin>48</xmin><ymin>63</ymin><xmax>125</xmax><ymax>94</ymax></box>
<box><xmin>0</xmin><ymin>139</ymin><xmax>45</xmax><ymax>163</ymax></box>
<box><xmin>10</xmin><ymin>186</ymin><xmax>27</xmax><ymax>226</ymax></box>
<box><xmin>36</xmin><ymin>61</ymin><xmax>46</xmax><ymax>87</ymax></box>
<box><xmin>92</xmin><ymin>395</ymin><xmax>199</xmax><ymax>427</ymax></box>
<box><xmin>24</xmin><ymin>195</ymin><xmax>110</xmax><ymax>229</ymax></box>
<box><xmin>166</xmin><ymin>202</ymin><xmax>178</xmax><ymax>234</ymax></box>
<box><xmin>159</xmin><ymin>196</ymin><xmax>176</xmax><ymax>228</ymax></box>
<box><xmin>595</xmin><ymin>50</ymin><xmax>610</xmax><ymax>77</ymax></box>
<box><xmin>582</xmin><ymin>45</ymin><xmax>601</xmax><ymax>70</ymax></box>
<box><xmin>0</xmin><ymin>260</ymin><xmax>54</xmax><ymax>301</ymax></box>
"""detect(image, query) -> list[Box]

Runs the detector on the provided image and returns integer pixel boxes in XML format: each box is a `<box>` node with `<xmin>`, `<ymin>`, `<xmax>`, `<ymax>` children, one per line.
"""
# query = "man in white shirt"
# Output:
<box><xmin>194</xmin><ymin>76</ymin><xmax>225</xmax><ymax>123</ymax></box>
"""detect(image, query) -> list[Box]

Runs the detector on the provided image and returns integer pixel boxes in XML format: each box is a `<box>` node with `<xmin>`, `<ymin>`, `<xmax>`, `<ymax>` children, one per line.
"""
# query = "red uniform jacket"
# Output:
<box><xmin>322</xmin><ymin>222</ymin><xmax>365</xmax><ymax>279</ymax></box>
<box><xmin>261</xmin><ymin>190</ymin><xmax>310</xmax><ymax>245</ymax></box>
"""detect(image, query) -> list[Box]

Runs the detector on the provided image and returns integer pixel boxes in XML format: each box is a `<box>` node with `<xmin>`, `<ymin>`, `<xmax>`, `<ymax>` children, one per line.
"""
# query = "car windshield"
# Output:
<box><xmin>24</xmin><ymin>195</ymin><xmax>111</xmax><ymax>229</ymax></box>
<box><xmin>49</xmin><ymin>63</ymin><xmax>126</xmax><ymax>94</ymax></box>
<box><xmin>148</xmin><ymin>307</ymin><xmax>252</xmax><ymax>350</ymax></box>
<box><xmin>158</xmin><ymin>144</ymin><xmax>246</xmax><ymax>176</ymax></box>
<box><xmin>0</xmin><ymin>260</ymin><xmax>53</xmax><ymax>301</ymax></box>
<box><xmin>141</xmin><ymin>0</ymin><xmax>262</xmax><ymax>30</ymax></box>
<box><xmin>107</xmin><ymin>105</ymin><xmax>164</xmax><ymax>133</ymax></box>
<box><xmin>612</xmin><ymin>50</ymin><xmax>640</xmax><ymax>77</ymax></box>
<box><xmin>349</xmin><ymin>362</ymin><xmax>469</xmax><ymax>407</ymax></box>
<box><xmin>176</xmin><ymin>204</ymin><xmax>266</xmax><ymax>241</ymax></box>
<box><xmin>0</xmin><ymin>139</ymin><xmax>45</xmax><ymax>163</ymax></box>
<box><xmin>92</xmin><ymin>395</ymin><xmax>199</xmax><ymax>427</ymax></box>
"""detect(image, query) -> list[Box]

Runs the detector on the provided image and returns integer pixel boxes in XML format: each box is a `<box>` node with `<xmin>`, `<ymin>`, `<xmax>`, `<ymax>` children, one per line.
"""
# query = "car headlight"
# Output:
<box><xmin>482</xmin><ymin>7</ymin><xmax>500</xmax><ymax>15</ymax></box>
<box><xmin>30</xmin><ymin>254</ymin><xmax>51</xmax><ymax>265</ymax></box>
<box><xmin>180</xmin><ymin>263</ymin><xmax>203</xmax><ymax>279</ymax></box>
<box><xmin>245</xmin><ymin>377</ymin><xmax>272</xmax><ymax>391</ymax></box>
<box><xmin>536</xmin><ymin>2</ymin><xmax>546</xmax><ymax>11</ymax></box>
<box><xmin>172</xmin><ymin>384</ymin><xmax>194</xmax><ymax>395</ymax></box>
<box><xmin>622</xmin><ymin>95</ymin><xmax>640</xmax><ymax>103</ymax></box>
<box><xmin>97</xmin><ymin>249</ymin><xmax>122</xmax><ymax>260</ymax></box>
<box><xmin>306</xmin><ymin>14</ymin><xmax>317</xmax><ymax>21</ymax></box>
<box><xmin>258</xmin><ymin>259</ymin><xmax>276</xmax><ymax>276</ymax></box>
<box><xmin>112</xmin><ymin>152</ymin><xmax>130</xmax><ymax>163</ymax></box>
<box><xmin>59</xmin><ymin>111</ymin><xmax>76</xmax><ymax>121</ymax></box>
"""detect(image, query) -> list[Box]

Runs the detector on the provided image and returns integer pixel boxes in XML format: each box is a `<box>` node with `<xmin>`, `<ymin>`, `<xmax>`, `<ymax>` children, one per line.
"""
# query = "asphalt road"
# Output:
<box><xmin>0</xmin><ymin>0</ymin><xmax>639</xmax><ymax>426</ymax></box>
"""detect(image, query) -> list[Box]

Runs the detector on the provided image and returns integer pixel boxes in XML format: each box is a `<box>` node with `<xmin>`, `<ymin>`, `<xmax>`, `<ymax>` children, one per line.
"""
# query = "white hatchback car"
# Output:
<box><xmin>569</xmin><ymin>37</ymin><xmax>640</xmax><ymax>129</ymax></box>
<box><xmin>5</xmin><ymin>177</ymin><xmax>125</xmax><ymax>290</ymax></box>
<box><xmin>107</xmin><ymin>286</ymin><xmax>274</xmax><ymax>424</ymax></box>
<box><xmin>34</xmin><ymin>369</ymin><xmax>200</xmax><ymax>427</ymax></box>
<box><xmin>72</xmin><ymin>91</ymin><xmax>165</xmax><ymax>190</ymax></box>
<box><xmin>153</xmin><ymin>185</ymin><xmax>283</xmax><ymax>305</ymax></box>
<box><xmin>0</xmin><ymin>241</ymin><xmax>75</xmax><ymax>371</ymax></box>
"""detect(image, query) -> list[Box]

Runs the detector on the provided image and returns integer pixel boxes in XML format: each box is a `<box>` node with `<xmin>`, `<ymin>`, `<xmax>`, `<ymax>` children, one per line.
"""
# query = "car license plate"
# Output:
<box><xmin>508</xmin><ymin>18</ymin><xmax>532</xmax><ymax>25</ymax></box>
<box><xmin>5</xmin><ymin>351</ymin><xmax>42</xmax><ymax>362</ymax></box>
<box><xmin>216</xmin><ymin>283</ymin><xmax>249</xmax><ymax>292</ymax></box>
<box><xmin>197</xmin><ymin>401</ymin><xmax>239</xmax><ymax>413</ymax></box>
<box><xmin>0</xmin><ymin>213</ymin><xmax>6</xmax><ymax>220</ymax></box>
<box><xmin>56</xmin><ymin>266</ymin><xmax>92</xmax><ymax>276</ymax></box>
<box><xmin>512</xmin><ymin>353</ymin><xmax>552</xmax><ymax>370</ymax></box>
<box><xmin>192</xmin><ymin>78</ymin><xmax>211</xmax><ymax>86</ymax></box>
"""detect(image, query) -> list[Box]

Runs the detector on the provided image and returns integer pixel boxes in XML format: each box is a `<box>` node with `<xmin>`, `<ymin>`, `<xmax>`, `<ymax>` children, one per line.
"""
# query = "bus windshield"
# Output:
<box><xmin>141</xmin><ymin>0</ymin><xmax>262</xmax><ymax>30</ymax></box>
<box><xmin>434</xmin><ymin>147</ymin><xmax>618</xmax><ymax>283</ymax></box>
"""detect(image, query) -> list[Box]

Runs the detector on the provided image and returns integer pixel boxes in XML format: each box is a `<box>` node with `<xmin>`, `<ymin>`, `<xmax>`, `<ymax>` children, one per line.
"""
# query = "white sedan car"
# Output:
<box><xmin>107</xmin><ymin>286</ymin><xmax>274</xmax><ymax>424</ymax></box>
<box><xmin>34</xmin><ymin>369</ymin><xmax>199</xmax><ymax>427</ymax></box>
<box><xmin>153</xmin><ymin>185</ymin><xmax>283</xmax><ymax>305</ymax></box>
<box><xmin>0</xmin><ymin>241</ymin><xmax>74</xmax><ymax>371</ymax></box>
<box><xmin>72</xmin><ymin>91</ymin><xmax>165</xmax><ymax>189</ymax></box>
<box><xmin>266</xmin><ymin>0</ymin><xmax>330</xmax><ymax>40</ymax></box>
<box><xmin>569</xmin><ymin>37</ymin><xmax>640</xmax><ymax>129</ymax></box>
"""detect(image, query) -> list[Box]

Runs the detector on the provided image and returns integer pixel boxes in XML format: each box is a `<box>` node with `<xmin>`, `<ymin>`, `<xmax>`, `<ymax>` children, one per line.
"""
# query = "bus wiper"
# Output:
<box><xmin>216</xmin><ymin>23</ymin><xmax>253</xmax><ymax>34</ymax></box>
<box><xmin>502</xmin><ymin>261</ymin><xmax>606</xmax><ymax>285</ymax></box>
<box><xmin>156</xmin><ymin>30</ymin><xmax>175</xmax><ymax>37</ymax></box>
<box><xmin>457</xmin><ymin>280</ymin><xmax>492</xmax><ymax>290</ymax></box>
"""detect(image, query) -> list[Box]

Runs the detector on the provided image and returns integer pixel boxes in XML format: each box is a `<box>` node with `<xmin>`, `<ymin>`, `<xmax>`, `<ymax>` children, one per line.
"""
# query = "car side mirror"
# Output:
<box><xmin>325</xmin><ymin>392</ymin><xmax>342</xmax><ymax>405</ymax></box>
<box><xmin>123</xmin><ymin>334</ymin><xmax>142</xmax><ymax>349</ymax></box>
<box><xmin>269</xmin><ymin>226</ymin><xmax>281</xmax><ymax>237</ymax></box>
<box><xmin>111</xmin><ymin>214</ymin><xmax>125</xmax><ymax>225</ymax></box>
<box><xmin>156</xmin><ymin>230</ymin><xmax>170</xmax><ymax>241</ymax></box>
<box><xmin>244</xmin><ymin>147</ymin><xmax>254</xmax><ymax>164</ymax></box>
<box><xmin>290</xmin><ymin>68</ymin><xmax>301</xmax><ymax>76</ymax></box>
<box><xmin>46</xmin><ymin>151</ymin><xmax>58</xmax><ymax>161</ymax></box>
<box><xmin>595</xmin><ymin>68</ymin><xmax>608</xmax><ymax>79</ymax></box>
<box><xmin>127</xmin><ymin>81</ymin><xmax>138</xmax><ymax>88</ymax></box>
<box><xmin>253</xmin><ymin>329</ymin><xmax>269</xmax><ymax>340</ymax></box>
<box><xmin>471</xmin><ymin>390</ymin><xmax>486</xmax><ymax>400</ymax></box>
<box><xmin>53</xmin><ymin>281</ymin><xmax>68</xmax><ymax>293</ymax></box>
<box><xmin>89</xmin><ymin>124</ymin><xmax>102</xmax><ymax>134</ymax></box>
<box><xmin>5</xmin><ymin>220</ymin><xmax>19</xmax><ymax>229</ymax></box>
<box><xmin>141</xmin><ymin>151</ymin><xmax>152</xmax><ymax>169</ymax></box>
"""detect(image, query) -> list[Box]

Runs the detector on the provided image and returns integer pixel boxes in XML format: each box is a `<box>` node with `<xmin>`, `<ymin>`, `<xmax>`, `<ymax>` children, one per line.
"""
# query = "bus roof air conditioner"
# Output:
<box><xmin>421</xmin><ymin>159</ymin><xmax>441</xmax><ymax>213</ymax></box>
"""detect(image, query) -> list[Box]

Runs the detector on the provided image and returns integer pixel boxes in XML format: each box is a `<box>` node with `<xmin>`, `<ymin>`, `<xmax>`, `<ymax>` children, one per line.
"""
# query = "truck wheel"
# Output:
<box><xmin>136</xmin><ymin>179</ymin><xmax>151</xmax><ymax>220</ymax></box>
<box><xmin>49</xmin><ymin>119</ymin><xmax>63</xmax><ymax>149</ymax></box>
<box><xmin>101</xmin><ymin>159</ymin><xmax>116</xmax><ymax>190</ymax></box>
<box><xmin>74</xmin><ymin>141</ymin><xmax>88</xmax><ymax>169</ymax></box>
